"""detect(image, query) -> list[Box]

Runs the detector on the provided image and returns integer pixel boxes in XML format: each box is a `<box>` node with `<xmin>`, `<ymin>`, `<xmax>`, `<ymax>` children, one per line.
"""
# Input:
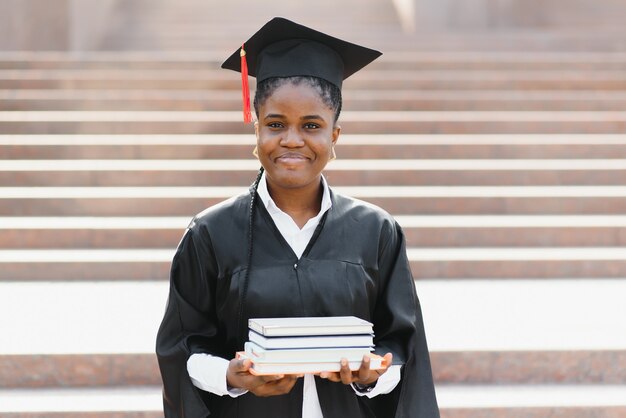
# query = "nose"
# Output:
<box><xmin>280</xmin><ymin>126</ymin><xmax>305</xmax><ymax>148</ymax></box>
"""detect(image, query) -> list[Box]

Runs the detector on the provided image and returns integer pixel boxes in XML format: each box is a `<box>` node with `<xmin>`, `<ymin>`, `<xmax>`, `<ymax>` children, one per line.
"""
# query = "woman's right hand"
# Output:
<box><xmin>226</xmin><ymin>358</ymin><xmax>301</xmax><ymax>397</ymax></box>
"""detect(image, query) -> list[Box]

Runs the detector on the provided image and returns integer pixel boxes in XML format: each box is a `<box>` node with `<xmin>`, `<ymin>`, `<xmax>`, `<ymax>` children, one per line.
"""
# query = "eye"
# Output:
<box><xmin>267</xmin><ymin>122</ymin><xmax>284</xmax><ymax>129</ymax></box>
<box><xmin>303</xmin><ymin>123</ymin><xmax>320</xmax><ymax>129</ymax></box>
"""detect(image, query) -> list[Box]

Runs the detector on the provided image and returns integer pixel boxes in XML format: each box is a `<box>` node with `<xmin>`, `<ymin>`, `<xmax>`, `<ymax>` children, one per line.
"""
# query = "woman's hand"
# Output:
<box><xmin>226</xmin><ymin>358</ymin><xmax>301</xmax><ymax>397</ymax></box>
<box><xmin>319</xmin><ymin>353</ymin><xmax>393</xmax><ymax>387</ymax></box>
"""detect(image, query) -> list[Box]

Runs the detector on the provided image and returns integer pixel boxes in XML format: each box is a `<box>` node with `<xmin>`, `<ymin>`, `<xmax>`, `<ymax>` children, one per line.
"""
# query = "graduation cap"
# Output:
<box><xmin>222</xmin><ymin>17</ymin><xmax>382</xmax><ymax>122</ymax></box>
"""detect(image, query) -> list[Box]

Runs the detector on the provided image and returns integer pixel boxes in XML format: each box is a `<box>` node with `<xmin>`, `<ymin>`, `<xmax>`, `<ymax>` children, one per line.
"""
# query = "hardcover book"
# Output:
<box><xmin>236</xmin><ymin>351</ymin><xmax>385</xmax><ymax>376</ymax></box>
<box><xmin>248</xmin><ymin>330</ymin><xmax>374</xmax><ymax>350</ymax></box>
<box><xmin>244</xmin><ymin>341</ymin><xmax>373</xmax><ymax>363</ymax></box>
<box><xmin>248</xmin><ymin>316</ymin><xmax>373</xmax><ymax>337</ymax></box>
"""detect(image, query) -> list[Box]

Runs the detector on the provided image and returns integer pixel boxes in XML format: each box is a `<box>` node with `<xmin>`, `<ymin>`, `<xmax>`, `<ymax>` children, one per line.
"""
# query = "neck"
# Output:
<box><xmin>266</xmin><ymin>176</ymin><xmax>323</xmax><ymax>228</ymax></box>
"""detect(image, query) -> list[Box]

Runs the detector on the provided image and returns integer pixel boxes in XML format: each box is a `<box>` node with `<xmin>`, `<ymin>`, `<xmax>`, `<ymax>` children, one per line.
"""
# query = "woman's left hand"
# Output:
<box><xmin>319</xmin><ymin>352</ymin><xmax>393</xmax><ymax>386</ymax></box>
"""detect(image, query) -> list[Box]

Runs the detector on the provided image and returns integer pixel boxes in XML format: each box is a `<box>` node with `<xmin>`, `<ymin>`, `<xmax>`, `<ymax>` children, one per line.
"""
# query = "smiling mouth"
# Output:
<box><xmin>276</xmin><ymin>153</ymin><xmax>309</xmax><ymax>163</ymax></box>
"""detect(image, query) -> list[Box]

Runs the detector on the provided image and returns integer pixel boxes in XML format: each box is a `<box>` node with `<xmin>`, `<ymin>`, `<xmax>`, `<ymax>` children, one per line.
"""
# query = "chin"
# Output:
<box><xmin>276</xmin><ymin>179</ymin><xmax>310</xmax><ymax>189</ymax></box>
<box><xmin>269</xmin><ymin>172</ymin><xmax>320</xmax><ymax>190</ymax></box>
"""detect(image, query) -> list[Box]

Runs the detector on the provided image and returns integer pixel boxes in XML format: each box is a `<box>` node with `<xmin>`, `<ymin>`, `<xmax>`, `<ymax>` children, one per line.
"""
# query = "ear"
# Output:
<box><xmin>254</xmin><ymin>121</ymin><xmax>260</xmax><ymax>140</ymax></box>
<box><xmin>332</xmin><ymin>124</ymin><xmax>341</xmax><ymax>146</ymax></box>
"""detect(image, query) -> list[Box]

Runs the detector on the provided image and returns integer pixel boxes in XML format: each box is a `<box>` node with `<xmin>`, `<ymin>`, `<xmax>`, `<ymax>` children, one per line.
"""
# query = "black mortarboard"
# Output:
<box><xmin>222</xmin><ymin>17</ymin><xmax>382</xmax><ymax>122</ymax></box>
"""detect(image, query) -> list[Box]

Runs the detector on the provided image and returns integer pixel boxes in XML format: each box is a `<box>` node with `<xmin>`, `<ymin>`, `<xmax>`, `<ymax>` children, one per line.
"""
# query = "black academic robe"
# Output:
<box><xmin>156</xmin><ymin>187</ymin><xmax>440</xmax><ymax>418</ymax></box>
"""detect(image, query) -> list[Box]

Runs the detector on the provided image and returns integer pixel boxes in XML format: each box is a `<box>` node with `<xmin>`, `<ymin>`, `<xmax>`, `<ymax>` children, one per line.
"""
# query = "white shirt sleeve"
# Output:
<box><xmin>187</xmin><ymin>353</ymin><xmax>248</xmax><ymax>397</ymax></box>
<box><xmin>351</xmin><ymin>365</ymin><xmax>401</xmax><ymax>398</ymax></box>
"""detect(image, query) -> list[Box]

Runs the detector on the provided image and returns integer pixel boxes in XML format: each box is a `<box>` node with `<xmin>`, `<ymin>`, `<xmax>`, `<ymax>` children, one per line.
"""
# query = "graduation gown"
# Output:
<box><xmin>156</xmin><ymin>186</ymin><xmax>440</xmax><ymax>418</ymax></box>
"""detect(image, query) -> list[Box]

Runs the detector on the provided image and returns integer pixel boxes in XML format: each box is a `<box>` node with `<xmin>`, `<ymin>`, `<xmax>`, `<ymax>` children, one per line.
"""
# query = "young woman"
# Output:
<box><xmin>156</xmin><ymin>17</ymin><xmax>439</xmax><ymax>418</ymax></box>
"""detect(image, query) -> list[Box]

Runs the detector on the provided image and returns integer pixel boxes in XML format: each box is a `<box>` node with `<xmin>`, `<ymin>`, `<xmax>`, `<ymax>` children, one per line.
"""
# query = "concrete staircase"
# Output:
<box><xmin>2</xmin><ymin>0</ymin><xmax>626</xmax><ymax>416</ymax></box>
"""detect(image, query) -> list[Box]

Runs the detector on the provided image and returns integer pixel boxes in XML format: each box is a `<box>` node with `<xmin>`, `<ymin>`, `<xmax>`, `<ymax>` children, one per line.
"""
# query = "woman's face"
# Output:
<box><xmin>255</xmin><ymin>82</ymin><xmax>340</xmax><ymax>192</ymax></box>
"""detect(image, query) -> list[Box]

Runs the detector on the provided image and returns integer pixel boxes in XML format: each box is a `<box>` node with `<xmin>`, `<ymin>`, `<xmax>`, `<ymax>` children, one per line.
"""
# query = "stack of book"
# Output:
<box><xmin>237</xmin><ymin>316</ymin><xmax>384</xmax><ymax>375</ymax></box>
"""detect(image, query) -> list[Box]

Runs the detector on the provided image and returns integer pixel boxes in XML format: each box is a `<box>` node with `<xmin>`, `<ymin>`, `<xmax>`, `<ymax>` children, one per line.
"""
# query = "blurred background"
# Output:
<box><xmin>0</xmin><ymin>0</ymin><xmax>625</xmax><ymax>416</ymax></box>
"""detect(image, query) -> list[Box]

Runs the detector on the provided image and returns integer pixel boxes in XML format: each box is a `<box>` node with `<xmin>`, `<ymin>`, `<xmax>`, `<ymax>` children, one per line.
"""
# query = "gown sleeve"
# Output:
<box><xmin>370</xmin><ymin>220</ymin><xmax>440</xmax><ymax>418</ymax></box>
<box><xmin>155</xmin><ymin>223</ymin><xmax>221</xmax><ymax>418</ymax></box>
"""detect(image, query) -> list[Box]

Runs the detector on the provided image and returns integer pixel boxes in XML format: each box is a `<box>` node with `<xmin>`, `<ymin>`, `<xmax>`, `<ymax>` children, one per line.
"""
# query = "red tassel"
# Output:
<box><xmin>240</xmin><ymin>44</ymin><xmax>253</xmax><ymax>123</ymax></box>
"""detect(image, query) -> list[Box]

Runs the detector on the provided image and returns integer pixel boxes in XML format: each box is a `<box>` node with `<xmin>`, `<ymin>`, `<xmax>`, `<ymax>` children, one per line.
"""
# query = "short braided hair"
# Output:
<box><xmin>253</xmin><ymin>76</ymin><xmax>342</xmax><ymax>123</ymax></box>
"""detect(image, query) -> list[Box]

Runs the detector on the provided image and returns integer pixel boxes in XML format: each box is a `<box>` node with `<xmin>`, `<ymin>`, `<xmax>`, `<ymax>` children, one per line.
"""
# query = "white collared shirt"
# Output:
<box><xmin>187</xmin><ymin>172</ymin><xmax>401</xmax><ymax>417</ymax></box>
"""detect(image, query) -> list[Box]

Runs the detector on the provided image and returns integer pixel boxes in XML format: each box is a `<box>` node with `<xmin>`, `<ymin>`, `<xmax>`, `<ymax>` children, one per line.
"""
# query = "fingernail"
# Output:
<box><xmin>320</xmin><ymin>372</ymin><xmax>328</xmax><ymax>378</ymax></box>
<box><xmin>341</xmin><ymin>360</ymin><xmax>348</xmax><ymax>366</ymax></box>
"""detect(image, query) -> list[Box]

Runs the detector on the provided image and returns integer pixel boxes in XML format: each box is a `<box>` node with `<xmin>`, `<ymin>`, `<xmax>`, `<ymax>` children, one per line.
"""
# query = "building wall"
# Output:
<box><xmin>69</xmin><ymin>0</ymin><xmax>120</xmax><ymax>51</ymax></box>
<box><xmin>405</xmin><ymin>0</ymin><xmax>626</xmax><ymax>30</ymax></box>
<box><xmin>0</xmin><ymin>0</ymin><xmax>119</xmax><ymax>50</ymax></box>
<box><xmin>2</xmin><ymin>0</ymin><xmax>625</xmax><ymax>50</ymax></box>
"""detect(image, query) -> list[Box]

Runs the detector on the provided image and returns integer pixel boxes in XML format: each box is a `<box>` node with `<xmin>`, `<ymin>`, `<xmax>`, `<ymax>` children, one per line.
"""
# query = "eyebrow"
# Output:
<box><xmin>264</xmin><ymin>113</ymin><xmax>284</xmax><ymax>120</ymax></box>
<box><xmin>301</xmin><ymin>115</ymin><xmax>324</xmax><ymax>121</ymax></box>
<box><xmin>263</xmin><ymin>114</ymin><xmax>325</xmax><ymax>121</ymax></box>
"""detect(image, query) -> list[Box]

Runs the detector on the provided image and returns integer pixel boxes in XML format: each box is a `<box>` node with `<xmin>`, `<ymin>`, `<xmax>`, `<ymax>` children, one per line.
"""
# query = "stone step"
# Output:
<box><xmin>7</xmin><ymin>158</ymin><xmax>625</xmax><ymax>170</ymax></box>
<box><xmin>2</xmin><ymin>69</ymin><xmax>626</xmax><ymax>90</ymax></box>
<box><xmin>3</xmin><ymin>90</ymin><xmax>626</xmax><ymax>111</ymax></box>
<box><xmin>0</xmin><ymin>248</ymin><xmax>624</xmax><ymax>280</ymax></box>
<box><xmin>0</xmin><ymin>354</ymin><xmax>160</xmax><ymax>388</ymax></box>
<box><xmin>2</xmin><ymin>111</ymin><xmax>626</xmax><ymax>134</ymax></box>
<box><xmin>2</xmin><ymin>195</ymin><xmax>624</xmax><ymax>216</ymax></box>
<box><xmin>2</xmin><ymin>185</ymin><xmax>624</xmax><ymax>198</ymax></box>
<box><xmin>2</xmin><ymin>51</ymin><xmax>626</xmax><ymax>70</ymax></box>
<box><xmin>4</xmin><ymin>169</ymin><xmax>622</xmax><ymax>186</ymax></box>
<box><xmin>3</xmin><ymin>350</ymin><xmax>625</xmax><ymax>389</ymax></box>
<box><xmin>3</xmin><ymin>134</ymin><xmax>626</xmax><ymax>159</ymax></box>
<box><xmin>437</xmin><ymin>385</ymin><xmax>626</xmax><ymax>418</ymax></box>
<box><xmin>433</xmin><ymin>351</ymin><xmax>626</xmax><ymax>385</ymax></box>
<box><xmin>119</xmin><ymin>34</ymin><xmax>626</xmax><ymax>50</ymax></box>
<box><xmin>1</xmin><ymin>278</ymin><xmax>625</xmax><ymax>348</ymax></box>
<box><xmin>2</xmin><ymin>97</ymin><xmax>624</xmax><ymax>112</ymax></box>
<box><xmin>3</xmin><ymin>226</ymin><xmax>625</xmax><ymax>249</ymax></box>
<box><xmin>410</xmin><ymin>249</ymin><xmax>626</xmax><ymax>278</ymax></box>
<box><xmin>4</xmin><ymin>215</ymin><xmax>616</xmax><ymax>228</ymax></box>
<box><xmin>1</xmin><ymin>278</ymin><xmax>594</xmax><ymax>351</ymax></box>
<box><xmin>4</xmin><ymin>68</ymin><xmax>626</xmax><ymax>80</ymax></box>
<box><xmin>104</xmin><ymin>31</ymin><xmax>626</xmax><ymax>52</ymax></box>
<box><xmin>1</xmin><ymin>385</ymin><xmax>624</xmax><ymax>417</ymax></box>
<box><xmin>3</xmin><ymin>216</ymin><xmax>626</xmax><ymax>249</ymax></box>
<box><xmin>2</xmin><ymin>159</ymin><xmax>625</xmax><ymax>186</ymax></box>
<box><xmin>0</xmin><ymin>387</ymin><xmax>162</xmax><ymax>417</ymax></box>
<box><xmin>415</xmin><ymin>278</ymin><xmax>626</xmax><ymax>349</ymax></box>
<box><xmin>110</xmin><ymin>17</ymin><xmax>622</xmax><ymax>31</ymax></box>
